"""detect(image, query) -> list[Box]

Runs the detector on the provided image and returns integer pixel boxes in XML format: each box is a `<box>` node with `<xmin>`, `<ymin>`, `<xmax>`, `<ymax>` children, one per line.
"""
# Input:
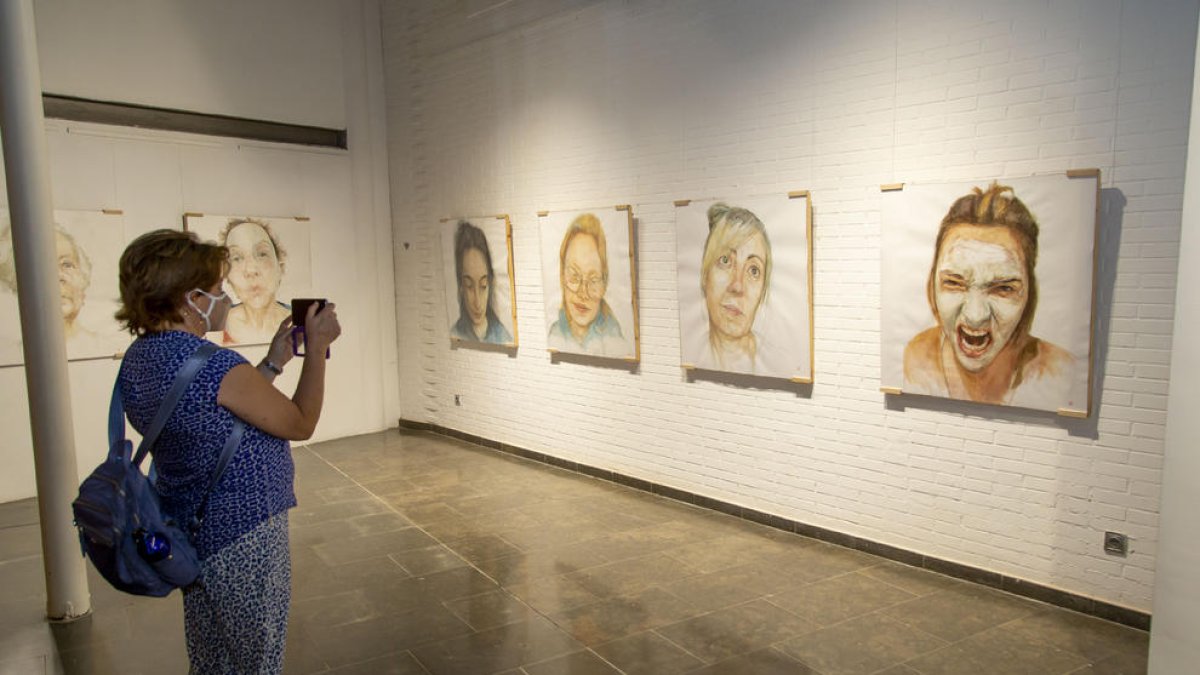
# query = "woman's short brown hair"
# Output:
<box><xmin>116</xmin><ymin>230</ymin><xmax>228</xmax><ymax>335</ymax></box>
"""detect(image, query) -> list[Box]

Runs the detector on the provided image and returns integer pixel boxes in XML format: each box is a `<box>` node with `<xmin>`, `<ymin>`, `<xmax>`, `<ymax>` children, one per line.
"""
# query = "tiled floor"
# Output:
<box><xmin>1</xmin><ymin>429</ymin><xmax>1149</xmax><ymax>674</ymax></box>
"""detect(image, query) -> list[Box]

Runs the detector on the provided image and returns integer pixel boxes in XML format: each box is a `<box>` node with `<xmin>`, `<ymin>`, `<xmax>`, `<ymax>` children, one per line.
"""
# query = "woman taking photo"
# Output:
<box><xmin>115</xmin><ymin>229</ymin><xmax>340</xmax><ymax>673</ymax></box>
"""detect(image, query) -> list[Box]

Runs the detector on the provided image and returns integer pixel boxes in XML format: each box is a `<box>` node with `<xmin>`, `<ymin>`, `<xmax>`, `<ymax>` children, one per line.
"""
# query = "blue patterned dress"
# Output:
<box><xmin>120</xmin><ymin>330</ymin><xmax>296</xmax><ymax>674</ymax></box>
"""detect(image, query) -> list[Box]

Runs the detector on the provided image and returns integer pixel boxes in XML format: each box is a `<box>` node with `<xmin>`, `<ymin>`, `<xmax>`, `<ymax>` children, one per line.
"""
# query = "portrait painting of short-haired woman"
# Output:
<box><xmin>185</xmin><ymin>214</ymin><xmax>314</xmax><ymax>347</ymax></box>
<box><xmin>538</xmin><ymin>207</ymin><xmax>638</xmax><ymax>360</ymax></box>
<box><xmin>439</xmin><ymin>216</ymin><xmax>517</xmax><ymax>347</ymax></box>
<box><xmin>881</xmin><ymin>174</ymin><xmax>1099</xmax><ymax>414</ymax></box>
<box><xmin>0</xmin><ymin>210</ymin><xmax>131</xmax><ymax>366</ymax></box>
<box><xmin>675</xmin><ymin>194</ymin><xmax>812</xmax><ymax>381</ymax></box>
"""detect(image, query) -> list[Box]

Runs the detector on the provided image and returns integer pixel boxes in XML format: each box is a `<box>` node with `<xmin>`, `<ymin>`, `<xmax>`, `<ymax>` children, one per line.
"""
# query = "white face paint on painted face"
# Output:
<box><xmin>933</xmin><ymin>224</ymin><xmax>1029</xmax><ymax>372</ymax></box>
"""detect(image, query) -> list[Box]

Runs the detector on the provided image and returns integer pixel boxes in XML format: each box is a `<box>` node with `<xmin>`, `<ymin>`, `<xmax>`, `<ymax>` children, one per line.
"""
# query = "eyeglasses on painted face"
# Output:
<box><xmin>563</xmin><ymin>272</ymin><xmax>605</xmax><ymax>297</ymax></box>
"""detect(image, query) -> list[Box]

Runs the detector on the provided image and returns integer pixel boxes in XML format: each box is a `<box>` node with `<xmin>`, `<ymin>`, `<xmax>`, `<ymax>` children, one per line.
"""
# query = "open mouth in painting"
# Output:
<box><xmin>956</xmin><ymin>325</ymin><xmax>992</xmax><ymax>360</ymax></box>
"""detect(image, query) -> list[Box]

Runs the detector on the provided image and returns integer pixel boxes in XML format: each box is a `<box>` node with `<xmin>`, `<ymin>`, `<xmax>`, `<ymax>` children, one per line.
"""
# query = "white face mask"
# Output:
<box><xmin>186</xmin><ymin>288</ymin><xmax>228</xmax><ymax>333</ymax></box>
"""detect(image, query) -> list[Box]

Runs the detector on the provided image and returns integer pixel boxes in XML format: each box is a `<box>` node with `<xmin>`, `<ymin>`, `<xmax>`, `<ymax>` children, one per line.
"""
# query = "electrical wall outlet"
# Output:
<box><xmin>1104</xmin><ymin>531</ymin><xmax>1129</xmax><ymax>557</ymax></box>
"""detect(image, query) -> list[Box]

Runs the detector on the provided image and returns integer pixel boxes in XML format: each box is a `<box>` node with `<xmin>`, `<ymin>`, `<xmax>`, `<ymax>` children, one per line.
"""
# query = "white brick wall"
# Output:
<box><xmin>382</xmin><ymin>0</ymin><xmax>1198</xmax><ymax>612</ymax></box>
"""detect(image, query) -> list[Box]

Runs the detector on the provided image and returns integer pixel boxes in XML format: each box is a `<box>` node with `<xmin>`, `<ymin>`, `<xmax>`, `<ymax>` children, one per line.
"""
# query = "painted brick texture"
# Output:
<box><xmin>381</xmin><ymin>0</ymin><xmax>1198</xmax><ymax>611</ymax></box>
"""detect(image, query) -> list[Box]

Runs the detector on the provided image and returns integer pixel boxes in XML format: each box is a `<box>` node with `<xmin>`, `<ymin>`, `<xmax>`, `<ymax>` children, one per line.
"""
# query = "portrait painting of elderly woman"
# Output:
<box><xmin>538</xmin><ymin>207</ymin><xmax>638</xmax><ymax>360</ymax></box>
<box><xmin>675</xmin><ymin>194</ymin><xmax>813</xmax><ymax>381</ymax></box>
<box><xmin>0</xmin><ymin>210</ymin><xmax>131</xmax><ymax>366</ymax></box>
<box><xmin>185</xmin><ymin>214</ymin><xmax>313</xmax><ymax>346</ymax></box>
<box><xmin>439</xmin><ymin>216</ymin><xmax>517</xmax><ymax>347</ymax></box>
<box><xmin>881</xmin><ymin>174</ymin><xmax>1098</xmax><ymax>414</ymax></box>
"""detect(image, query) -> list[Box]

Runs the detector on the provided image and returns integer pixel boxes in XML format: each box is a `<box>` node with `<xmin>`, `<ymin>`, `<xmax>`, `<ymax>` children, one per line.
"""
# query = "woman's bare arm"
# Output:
<box><xmin>217</xmin><ymin>303</ymin><xmax>341</xmax><ymax>440</ymax></box>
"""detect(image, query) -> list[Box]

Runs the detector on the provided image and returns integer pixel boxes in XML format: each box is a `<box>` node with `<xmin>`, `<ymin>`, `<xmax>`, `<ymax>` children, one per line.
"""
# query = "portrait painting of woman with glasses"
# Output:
<box><xmin>539</xmin><ymin>209</ymin><xmax>638</xmax><ymax>359</ymax></box>
<box><xmin>440</xmin><ymin>217</ymin><xmax>517</xmax><ymax>347</ymax></box>
<box><xmin>674</xmin><ymin>195</ymin><xmax>813</xmax><ymax>381</ymax></box>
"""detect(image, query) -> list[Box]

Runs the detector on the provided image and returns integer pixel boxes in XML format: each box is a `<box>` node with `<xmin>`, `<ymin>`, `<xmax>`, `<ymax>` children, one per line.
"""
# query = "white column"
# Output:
<box><xmin>0</xmin><ymin>0</ymin><xmax>91</xmax><ymax>620</ymax></box>
<box><xmin>1147</xmin><ymin>13</ymin><xmax>1200</xmax><ymax>673</ymax></box>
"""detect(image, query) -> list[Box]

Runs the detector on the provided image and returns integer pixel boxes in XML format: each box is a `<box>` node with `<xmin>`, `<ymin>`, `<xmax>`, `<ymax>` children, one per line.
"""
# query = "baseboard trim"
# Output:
<box><xmin>397</xmin><ymin>419</ymin><xmax>1150</xmax><ymax>631</ymax></box>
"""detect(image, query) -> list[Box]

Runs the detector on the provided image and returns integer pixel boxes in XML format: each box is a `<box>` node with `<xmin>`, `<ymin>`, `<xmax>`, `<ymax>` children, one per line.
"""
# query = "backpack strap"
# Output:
<box><xmin>118</xmin><ymin>340</ymin><xmax>248</xmax><ymax>534</ymax></box>
<box><xmin>108</xmin><ymin>377</ymin><xmax>131</xmax><ymax>462</ymax></box>
<box><xmin>190</xmin><ymin>418</ymin><xmax>246</xmax><ymax>532</ymax></box>
<box><xmin>131</xmin><ymin>342</ymin><xmax>218</xmax><ymax>468</ymax></box>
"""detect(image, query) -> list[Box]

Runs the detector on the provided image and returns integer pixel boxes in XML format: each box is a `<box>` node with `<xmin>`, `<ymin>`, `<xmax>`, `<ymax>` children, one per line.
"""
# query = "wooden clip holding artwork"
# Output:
<box><xmin>681</xmin><ymin>363</ymin><xmax>696</xmax><ymax>371</ymax></box>
<box><xmin>547</xmin><ymin>348</ymin><xmax>559</xmax><ymax>356</ymax></box>
<box><xmin>1056</xmin><ymin>408</ymin><xmax>1088</xmax><ymax>419</ymax></box>
<box><xmin>439</xmin><ymin>217</ymin><xmax>451</xmax><ymax>223</ymax></box>
<box><xmin>183</xmin><ymin>212</ymin><xmax>204</xmax><ymax>219</ymax></box>
<box><xmin>673</xmin><ymin>199</ymin><xmax>691</xmax><ymax>207</ymax></box>
<box><xmin>293</xmin><ymin>216</ymin><xmax>310</xmax><ymax>222</ymax></box>
<box><xmin>1066</xmin><ymin>168</ymin><xmax>1101</xmax><ymax>179</ymax></box>
<box><xmin>615</xmin><ymin>204</ymin><xmax>631</xmax><ymax>212</ymax></box>
<box><xmin>101</xmin><ymin>209</ymin><xmax>124</xmax><ymax>216</ymax></box>
<box><xmin>880</xmin><ymin>183</ymin><xmax>905</xmax><ymax>192</ymax></box>
<box><xmin>537</xmin><ymin>211</ymin><xmax>549</xmax><ymax>218</ymax></box>
<box><xmin>790</xmin><ymin>376</ymin><xmax>813</xmax><ymax>384</ymax></box>
<box><xmin>788</xmin><ymin>190</ymin><xmax>809</xmax><ymax>199</ymax></box>
<box><xmin>879</xmin><ymin>386</ymin><xmax>902</xmax><ymax>395</ymax></box>
<box><xmin>495</xmin><ymin>214</ymin><xmax>508</xmax><ymax>221</ymax></box>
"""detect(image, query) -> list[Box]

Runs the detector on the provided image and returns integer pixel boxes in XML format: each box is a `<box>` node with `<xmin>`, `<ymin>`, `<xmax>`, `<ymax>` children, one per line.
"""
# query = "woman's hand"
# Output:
<box><xmin>304</xmin><ymin>302</ymin><xmax>341</xmax><ymax>352</ymax></box>
<box><xmin>265</xmin><ymin>316</ymin><xmax>296</xmax><ymax>369</ymax></box>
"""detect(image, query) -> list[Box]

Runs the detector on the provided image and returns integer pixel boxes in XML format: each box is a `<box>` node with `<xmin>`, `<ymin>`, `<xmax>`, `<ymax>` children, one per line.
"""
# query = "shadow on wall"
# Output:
<box><xmin>685</xmin><ymin>367</ymin><xmax>814</xmax><ymax>398</ymax></box>
<box><xmin>884</xmin><ymin>187</ymin><xmax>1126</xmax><ymax>441</ymax></box>
<box><xmin>550</xmin><ymin>350</ymin><xmax>639</xmax><ymax>374</ymax></box>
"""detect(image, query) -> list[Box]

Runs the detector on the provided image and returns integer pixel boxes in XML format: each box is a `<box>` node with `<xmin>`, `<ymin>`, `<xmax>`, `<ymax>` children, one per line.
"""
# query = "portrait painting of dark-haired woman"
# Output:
<box><xmin>440</xmin><ymin>216</ymin><xmax>517</xmax><ymax>347</ymax></box>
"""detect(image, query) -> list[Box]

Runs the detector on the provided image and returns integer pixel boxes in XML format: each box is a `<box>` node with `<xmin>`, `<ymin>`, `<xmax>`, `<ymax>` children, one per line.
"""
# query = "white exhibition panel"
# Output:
<box><xmin>0</xmin><ymin>120</ymin><xmax>389</xmax><ymax>502</ymax></box>
<box><xmin>33</xmin><ymin>0</ymin><xmax>346</xmax><ymax>129</ymax></box>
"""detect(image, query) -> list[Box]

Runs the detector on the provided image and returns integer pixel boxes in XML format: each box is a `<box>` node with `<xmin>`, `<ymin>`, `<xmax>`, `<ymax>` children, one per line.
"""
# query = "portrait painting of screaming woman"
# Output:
<box><xmin>881</xmin><ymin>173</ymin><xmax>1099</xmax><ymax>415</ymax></box>
<box><xmin>674</xmin><ymin>193</ymin><xmax>813</xmax><ymax>382</ymax></box>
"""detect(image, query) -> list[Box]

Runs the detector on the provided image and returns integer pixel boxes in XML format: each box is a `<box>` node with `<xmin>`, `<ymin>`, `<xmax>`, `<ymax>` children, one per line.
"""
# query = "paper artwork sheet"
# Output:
<box><xmin>184</xmin><ymin>214</ymin><xmax>313</xmax><ymax>346</ymax></box>
<box><xmin>538</xmin><ymin>207</ymin><xmax>638</xmax><ymax>360</ymax></box>
<box><xmin>439</xmin><ymin>216</ymin><xmax>518</xmax><ymax>347</ymax></box>
<box><xmin>0</xmin><ymin>210</ymin><xmax>132</xmax><ymax>365</ymax></box>
<box><xmin>675</xmin><ymin>194</ymin><xmax>812</xmax><ymax>381</ymax></box>
<box><xmin>880</xmin><ymin>174</ymin><xmax>1097</xmax><ymax>414</ymax></box>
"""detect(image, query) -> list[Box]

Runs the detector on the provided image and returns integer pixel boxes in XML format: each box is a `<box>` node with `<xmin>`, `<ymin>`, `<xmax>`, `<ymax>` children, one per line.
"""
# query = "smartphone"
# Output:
<box><xmin>291</xmin><ymin>298</ymin><xmax>327</xmax><ymax>328</ymax></box>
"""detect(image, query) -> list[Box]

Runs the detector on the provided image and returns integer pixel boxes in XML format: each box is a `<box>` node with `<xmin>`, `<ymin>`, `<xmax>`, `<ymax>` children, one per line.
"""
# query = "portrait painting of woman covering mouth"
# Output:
<box><xmin>184</xmin><ymin>214</ymin><xmax>314</xmax><ymax>346</ymax></box>
<box><xmin>439</xmin><ymin>216</ymin><xmax>517</xmax><ymax>348</ymax></box>
<box><xmin>674</xmin><ymin>193</ymin><xmax>813</xmax><ymax>381</ymax></box>
<box><xmin>881</xmin><ymin>175</ymin><xmax>1099</xmax><ymax>414</ymax></box>
<box><xmin>538</xmin><ymin>207</ymin><xmax>638</xmax><ymax>360</ymax></box>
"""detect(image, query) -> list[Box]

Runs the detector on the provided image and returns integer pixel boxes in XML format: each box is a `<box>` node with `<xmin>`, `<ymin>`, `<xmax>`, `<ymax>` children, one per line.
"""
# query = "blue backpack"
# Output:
<box><xmin>72</xmin><ymin>342</ymin><xmax>244</xmax><ymax>597</ymax></box>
